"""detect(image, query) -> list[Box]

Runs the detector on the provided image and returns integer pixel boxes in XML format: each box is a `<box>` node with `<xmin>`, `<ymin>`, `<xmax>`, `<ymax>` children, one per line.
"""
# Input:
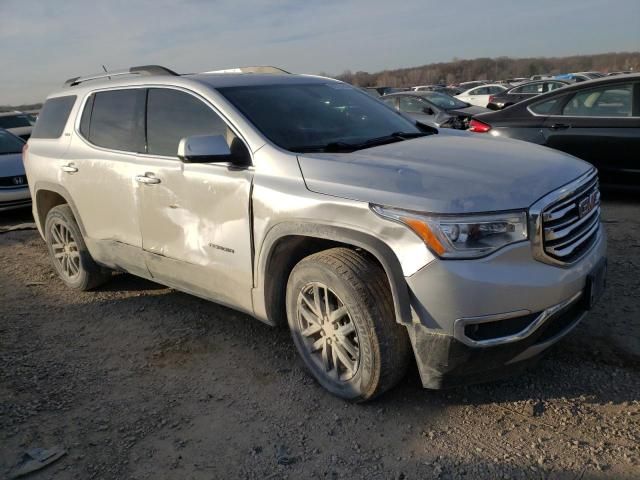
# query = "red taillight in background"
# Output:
<box><xmin>468</xmin><ymin>119</ymin><xmax>492</xmax><ymax>133</ymax></box>
<box><xmin>488</xmin><ymin>95</ymin><xmax>495</xmax><ymax>104</ymax></box>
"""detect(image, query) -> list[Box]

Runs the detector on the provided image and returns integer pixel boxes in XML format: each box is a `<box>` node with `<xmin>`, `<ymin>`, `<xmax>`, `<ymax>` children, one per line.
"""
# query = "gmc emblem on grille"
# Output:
<box><xmin>12</xmin><ymin>176</ymin><xmax>25</xmax><ymax>186</ymax></box>
<box><xmin>578</xmin><ymin>191</ymin><xmax>598</xmax><ymax>218</ymax></box>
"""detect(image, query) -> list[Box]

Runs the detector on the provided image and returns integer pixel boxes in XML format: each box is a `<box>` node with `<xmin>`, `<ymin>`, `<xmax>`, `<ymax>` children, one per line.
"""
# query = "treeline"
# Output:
<box><xmin>334</xmin><ymin>51</ymin><xmax>640</xmax><ymax>87</ymax></box>
<box><xmin>0</xmin><ymin>103</ymin><xmax>42</xmax><ymax>113</ymax></box>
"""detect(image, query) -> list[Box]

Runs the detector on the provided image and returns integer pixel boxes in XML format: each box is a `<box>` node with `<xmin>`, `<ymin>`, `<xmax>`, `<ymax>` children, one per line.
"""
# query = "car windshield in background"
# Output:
<box><xmin>219</xmin><ymin>83</ymin><xmax>422</xmax><ymax>152</ymax></box>
<box><xmin>420</xmin><ymin>92</ymin><xmax>468</xmax><ymax>110</ymax></box>
<box><xmin>0</xmin><ymin>130</ymin><xmax>25</xmax><ymax>154</ymax></box>
<box><xmin>0</xmin><ymin>114</ymin><xmax>32</xmax><ymax>129</ymax></box>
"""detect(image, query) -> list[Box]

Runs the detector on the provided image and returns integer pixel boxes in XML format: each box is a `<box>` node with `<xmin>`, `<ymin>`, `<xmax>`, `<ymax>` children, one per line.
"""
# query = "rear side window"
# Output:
<box><xmin>31</xmin><ymin>96</ymin><xmax>76</xmax><ymax>139</ymax></box>
<box><xmin>88</xmin><ymin>89</ymin><xmax>145</xmax><ymax>152</ymax></box>
<box><xmin>146</xmin><ymin>88</ymin><xmax>228</xmax><ymax>156</ymax></box>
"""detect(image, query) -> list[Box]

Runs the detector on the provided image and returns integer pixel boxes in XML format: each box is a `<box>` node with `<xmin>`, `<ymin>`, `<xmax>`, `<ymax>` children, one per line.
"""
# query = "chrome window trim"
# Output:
<box><xmin>454</xmin><ymin>290</ymin><xmax>583</xmax><ymax>348</ymax></box>
<box><xmin>529</xmin><ymin>168</ymin><xmax>601</xmax><ymax>267</ymax></box>
<box><xmin>72</xmin><ymin>84</ymin><xmax>253</xmax><ymax>165</ymax></box>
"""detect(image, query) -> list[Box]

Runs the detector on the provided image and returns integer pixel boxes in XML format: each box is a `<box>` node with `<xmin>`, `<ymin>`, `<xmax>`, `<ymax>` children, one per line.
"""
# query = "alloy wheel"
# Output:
<box><xmin>50</xmin><ymin>220</ymin><xmax>80</xmax><ymax>280</ymax></box>
<box><xmin>296</xmin><ymin>282</ymin><xmax>360</xmax><ymax>382</ymax></box>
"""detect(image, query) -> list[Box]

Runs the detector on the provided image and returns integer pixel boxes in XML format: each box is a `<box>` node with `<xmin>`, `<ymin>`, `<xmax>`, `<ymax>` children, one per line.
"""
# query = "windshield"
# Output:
<box><xmin>218</xmin><ymin>83</ymin><xmax>421</xmax><ymax>152</ymax></box>
<box><xmin>0</xmin><ymin>114</ymin><xmax>32</xmax><ymax>129</ymax></box>
<box><xmin>0</xmin><ymin>130</ymin><xmax>25</xmax><ymax>154</ymax></box>
<box><xmin>420</xmin><ymin>92</ymin><xmax>468</xmax><ymax>110</ymax></box>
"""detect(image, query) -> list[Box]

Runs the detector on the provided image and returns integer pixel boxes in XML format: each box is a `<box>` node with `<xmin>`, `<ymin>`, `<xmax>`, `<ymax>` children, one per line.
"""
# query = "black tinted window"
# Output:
<box><xmin>146</xmin><ymin>89</ymin><xmax>228</xmax><ymax>156</ymax></box>
<box><xmin>30</xmin><ymin>96</ymin><xmax>76</xmax><ymax>139</ymax></box>
<box><xmin>89</xmin><ymin>89</ymin><xmax>145</xmax><ymax>152</ymax></box>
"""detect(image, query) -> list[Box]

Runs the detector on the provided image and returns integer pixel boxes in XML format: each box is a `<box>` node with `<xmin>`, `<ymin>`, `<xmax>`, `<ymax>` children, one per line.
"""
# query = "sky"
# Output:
<box><xmin>1</xmin><ymin>0</ymin><xmax>639</xmax><ymax>104</ymax></box>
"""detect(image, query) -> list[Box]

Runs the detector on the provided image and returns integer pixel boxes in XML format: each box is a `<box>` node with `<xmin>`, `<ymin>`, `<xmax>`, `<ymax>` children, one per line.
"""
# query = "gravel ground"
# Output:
<box><xmin>1</xmin><ymin>192</ymin><xmax>639</xmax><ymax>480</ymax></box>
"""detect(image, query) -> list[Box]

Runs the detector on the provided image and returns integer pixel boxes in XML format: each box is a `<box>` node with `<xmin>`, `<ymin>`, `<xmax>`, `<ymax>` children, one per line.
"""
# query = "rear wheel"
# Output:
<box><xmin>286</xmin><ymin>248</ymin><xmax>410</xmax><ymax>401</ymax></box>
<box><xmin>45</xmin><ymin>205</ymin><xmax>111</xmax><ymax>290</ymax></box>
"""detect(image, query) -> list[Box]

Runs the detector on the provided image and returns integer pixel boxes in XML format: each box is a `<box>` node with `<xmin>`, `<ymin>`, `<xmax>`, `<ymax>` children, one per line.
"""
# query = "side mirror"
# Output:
<box><xmin>177</xmin><ymin>135</ymin><xmax>232</xmax><ymax>163</ymax></box>
<box><xmin>423</xmin><ymin>107</ymin><xmax>435</xmax><ymax>115</ymax></box>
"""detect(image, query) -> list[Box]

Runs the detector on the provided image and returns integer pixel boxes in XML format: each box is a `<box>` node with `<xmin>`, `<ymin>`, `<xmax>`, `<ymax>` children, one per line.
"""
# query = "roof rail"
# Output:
<box><xmin>63</xmin><ymin>65</ymin><xmax>179</xmax><ymax>87</ymax></box>
<box><xmin>202</xmin><ymin>66</ymin><xmax>290</xmax><ymax>75</ymax></box>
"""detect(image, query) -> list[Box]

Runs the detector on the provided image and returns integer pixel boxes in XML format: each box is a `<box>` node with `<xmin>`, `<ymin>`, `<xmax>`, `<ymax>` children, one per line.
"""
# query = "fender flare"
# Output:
<box><xmin>33</xmin><ymin>181</ymin><xmax>87</xmax><ymax>236</ymax></box>
<box><xmin>255</xmin><ymin>221</ymin><xmax>413</xmax><ymax>325</ymax></box>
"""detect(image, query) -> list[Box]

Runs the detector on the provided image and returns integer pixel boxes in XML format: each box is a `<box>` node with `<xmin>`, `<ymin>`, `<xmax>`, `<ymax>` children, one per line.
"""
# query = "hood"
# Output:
<box><xmin>448</xmin><ymin>105</ymin><xmax>490</xmax><ymax>116</ymax></box>
<box><xmin>297</xmin><ymin>131</ymin><xmax>592</xmax><ymax>214</ymax></box>
<box><xmin>0</xmin><ymin>152</ymin><xmax>26</xmax><ymax>177</ymax></box>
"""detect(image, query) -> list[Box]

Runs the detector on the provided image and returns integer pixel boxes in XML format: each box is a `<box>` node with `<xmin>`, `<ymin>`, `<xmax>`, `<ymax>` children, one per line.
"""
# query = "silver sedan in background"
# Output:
<box><xmin>0</xmin><ymin>128</ymin><xmax>30</xmax><ymax>211</ymax></box>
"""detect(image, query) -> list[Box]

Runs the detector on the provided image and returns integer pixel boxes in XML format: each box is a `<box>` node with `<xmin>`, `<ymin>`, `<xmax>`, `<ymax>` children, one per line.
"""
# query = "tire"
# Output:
<box><xmin>44</xmin><ymin>205</ymin><xmax>111</xmax><ymax>290</ymax></box>
<box><xmin>286</xmin><ymin>247</ymin><xmax>410</xmax><ymax>402</ymax></box>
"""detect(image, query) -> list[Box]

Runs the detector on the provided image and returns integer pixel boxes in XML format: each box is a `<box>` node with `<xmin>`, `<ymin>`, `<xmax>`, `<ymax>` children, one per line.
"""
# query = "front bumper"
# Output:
<box><xmin>404</xmin><ymin>230</ymin><xmax>606</xmax><ymax>389</ymax></box>
<box><xmin>0</xmin><ymin>186</ymin><xmax>31</xmax><ymax>211</ymax></box>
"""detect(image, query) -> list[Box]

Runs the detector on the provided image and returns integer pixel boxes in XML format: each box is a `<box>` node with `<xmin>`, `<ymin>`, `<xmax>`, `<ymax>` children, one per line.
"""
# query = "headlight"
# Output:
<box><xmin>372</xmin><ymin>205</ymin><xmax>528</xmax><ymax>259</ymax></box>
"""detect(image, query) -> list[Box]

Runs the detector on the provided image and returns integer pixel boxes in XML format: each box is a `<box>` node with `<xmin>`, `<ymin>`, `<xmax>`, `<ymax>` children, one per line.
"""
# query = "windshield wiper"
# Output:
<box><xmin>292</xmin><ymin>131</ymin><xmax>431</xmax><ymax>153</ymax></box>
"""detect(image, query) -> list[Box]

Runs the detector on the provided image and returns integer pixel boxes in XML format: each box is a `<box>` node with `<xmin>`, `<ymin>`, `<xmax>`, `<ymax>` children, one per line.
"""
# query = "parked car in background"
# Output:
<box><xmin>457</xmin><ymin>80</ymin><xmax>489</xmax><ymax>90</ymax></box>
<box><xmin>365</xmin><ymin>86</ymin><xmax>410</xmax><ymax>96</ymax></box>
<box><xmin>0</xmin><ymin>111</ymin><xmax>33</xmax><ymax>140</ymax></box>
<box><xmin>455</xmin><ymin>84</ymin><xmax>507</xmax><ymax>107</ymax></box>
<box><xmin>0</xmin><ymin>128</ymin><xmax>30</xmax><ymax>211</ymax></box>
<box><xmin>25</xmin><ymin>64</ymin><xmax>606</xmax><ymax>401</ymax></box>
<box><xmin>487</xmin><ymin>80</ymin><xmax>570</xmax><ymax>110</ymax></box>
<box><xmin>415</xmin><ymin>86</ymin><xmax>463</xmax><ymax>96</ymax></box>
<box><xmin>470</xmin><ymin>74</ymin><xmax>640</xmax><ymax>186</ymax></box>
<box><xmin>381</xmin><ymin>91</ymin><xmax>489</xmax><ymax>129</ymax></box>
<box><xmin>504</xmin><ymin>77</ymin><xmax>529</xmax><ymax>85</ymax></box>
<box><xmin>530</xmin><ymin>74</ymin><xmax>554</xmax><ymax>80</ymax></box>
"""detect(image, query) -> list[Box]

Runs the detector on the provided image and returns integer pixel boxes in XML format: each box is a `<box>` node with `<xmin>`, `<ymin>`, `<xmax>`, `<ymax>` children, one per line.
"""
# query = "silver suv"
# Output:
<box><xmin>25</xmin><ymin>65</ymin><xmax>607</xmax><ymax>401</ymax></box>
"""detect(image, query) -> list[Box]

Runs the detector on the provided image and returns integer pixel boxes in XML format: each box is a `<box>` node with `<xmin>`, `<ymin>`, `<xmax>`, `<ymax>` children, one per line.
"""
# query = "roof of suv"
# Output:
<box><xmin>47</xmin><ymin>68</ymin><xmax>339</xmax><ymax>100</ymax></box>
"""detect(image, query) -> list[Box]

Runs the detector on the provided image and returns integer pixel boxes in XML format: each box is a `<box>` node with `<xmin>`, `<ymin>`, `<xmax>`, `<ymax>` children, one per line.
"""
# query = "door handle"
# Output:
<box><xmin>61</xmin><ymin>164</ymin><xmax>78</xmax><ymax>173</ymax></box>
<box><xmin>135</xmin><ymin>173</ymin><xmax>161</xmax><ymax>185</ymax></box>
<box><xmin>549</xmin><ymin>123</ymin><xmax>570</xmax><ymax>130</ymax></box>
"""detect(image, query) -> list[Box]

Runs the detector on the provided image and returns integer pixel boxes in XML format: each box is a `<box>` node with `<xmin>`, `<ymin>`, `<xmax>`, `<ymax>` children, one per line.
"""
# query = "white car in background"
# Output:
<box><xmin>0</xmin><ymin>128</ymin><xmax>30</xmax><ymax>211</ymax></box>
<box><xmin>455</xmin><ymin>84</ymin><xmax>507</xmax><ymax>107</ymax></box>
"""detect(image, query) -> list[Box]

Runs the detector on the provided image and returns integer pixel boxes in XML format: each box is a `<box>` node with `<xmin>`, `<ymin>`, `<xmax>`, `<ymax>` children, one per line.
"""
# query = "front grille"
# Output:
<box><xmin>0</xmin><ymin>175</ymin><xmax>28</xmax><ymax>188</ymax></box>
<box><xmin>540</xmin><ymin>172</ymin><xmax>600</xmax><ymax>264</ymax></box>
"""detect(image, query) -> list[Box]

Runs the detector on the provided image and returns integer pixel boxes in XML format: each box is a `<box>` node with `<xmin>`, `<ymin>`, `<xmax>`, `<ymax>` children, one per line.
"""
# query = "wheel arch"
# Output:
<box><xmin>253</xmin><ymin>222</ymin><xmax>412</xmax><ymax>327</ymax></box>
<box><xmin>33</xmin><ymin>182</ymin><xmax>87</xmax><ymax>237</ymax></box>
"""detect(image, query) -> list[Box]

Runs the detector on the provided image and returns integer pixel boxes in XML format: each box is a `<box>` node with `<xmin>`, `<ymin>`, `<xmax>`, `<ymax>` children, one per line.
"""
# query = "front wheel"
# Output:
<box><xmin>286</xmin><ymin>248</ymin><xmax>410</xmax><ymax>402</ymax></box>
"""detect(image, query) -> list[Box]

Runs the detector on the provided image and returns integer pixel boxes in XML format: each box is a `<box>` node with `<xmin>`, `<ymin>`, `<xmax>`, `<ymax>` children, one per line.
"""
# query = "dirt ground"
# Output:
<box><xmin>1</xmin><ymin>192</ymin><xmax>639</xmax><ymax>480</ymax></box>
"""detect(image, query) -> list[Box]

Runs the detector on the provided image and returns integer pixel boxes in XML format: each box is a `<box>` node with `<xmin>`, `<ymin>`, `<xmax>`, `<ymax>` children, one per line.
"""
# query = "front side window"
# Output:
<box><xmin>469</xmin><ymin>87</ymin><xmax>488</xmax><ymax>95</ymax></box>
<box><xmin>546</xmin><ymin>82</ymin><xmax>565</xmax><ymax>92</ymax></box>
<box><xmin>563</xmin><ymin>84</ymin><xmax>633</xmax><ymax>117</ymax></box>
<box><xmin>513</xmin><ymin>83</ymin><xmax>544</xmax><ymax>94</ymax></box>
<box><xmin>146</xmin><ymin>89</ymin><xmax>229</xmax><ymax>156</ymax></box>
<box><xmin>381</xmin><ymin>97</ymin><xmax>397</xmax><ymax>109</ymax></box>
<box><xmin>218</xmin><ymin>83</ymin><xmax>420</xmax><ymax>152</ymax></box>
<box><xmin>87</xmin><ymin>89</ymin><xmax>145</xmax><ymax>151</ymax></box>
<box><xmin>30</xmin><ymin>95</ymin><xmax>77</xmax><ymax>139</ymax></box>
